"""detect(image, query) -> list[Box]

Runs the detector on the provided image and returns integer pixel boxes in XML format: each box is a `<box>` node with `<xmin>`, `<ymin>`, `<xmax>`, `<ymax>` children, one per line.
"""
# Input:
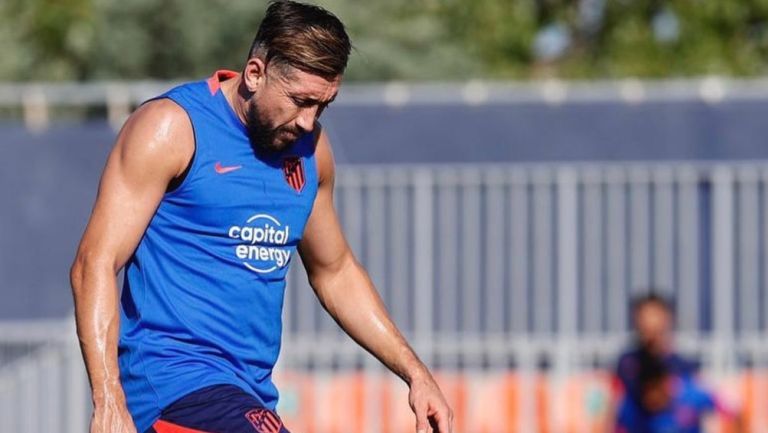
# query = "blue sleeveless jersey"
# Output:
<box><xmin>118</xmin><ymin>70</ymin><xmax>319</xmax><ymax>433</ymax></box>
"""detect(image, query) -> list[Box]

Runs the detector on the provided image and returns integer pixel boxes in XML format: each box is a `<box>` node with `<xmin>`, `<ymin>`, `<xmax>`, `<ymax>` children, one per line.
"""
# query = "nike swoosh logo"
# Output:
<box><xmin>214</xmin><ymin>162</ymin><xmax>242</xmax><ymax>174</ymax></box>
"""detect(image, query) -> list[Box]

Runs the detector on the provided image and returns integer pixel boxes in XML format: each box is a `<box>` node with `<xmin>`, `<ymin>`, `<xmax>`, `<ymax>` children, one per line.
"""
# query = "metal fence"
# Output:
<box><xmin>2</xmin><ymin>162</ymin><xmax>768</xmax><ymax>433</ymax></box>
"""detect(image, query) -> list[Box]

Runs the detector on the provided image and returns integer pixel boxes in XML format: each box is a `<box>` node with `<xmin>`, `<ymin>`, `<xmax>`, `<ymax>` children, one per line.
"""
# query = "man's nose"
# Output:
<box><xmin>296</xmin><ymin>107</ymin><xmax>317</xmax><ymax>133</ymax></box>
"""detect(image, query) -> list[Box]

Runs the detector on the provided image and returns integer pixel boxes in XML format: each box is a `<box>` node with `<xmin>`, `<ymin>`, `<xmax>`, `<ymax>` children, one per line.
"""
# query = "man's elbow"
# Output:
<box><xmin>70</xmin><ymin>254</ymin><xmax>86</xmax><ymax>297</ymax></box>
<box><xmin>308</xmin><ymin>253</ymin><xmax>364</xmax><ymax>295</ymax></box>
<box><xmin>69</xmin><ymin>250</ymin><xmax>114</xmax><ymax>298</ymax></box>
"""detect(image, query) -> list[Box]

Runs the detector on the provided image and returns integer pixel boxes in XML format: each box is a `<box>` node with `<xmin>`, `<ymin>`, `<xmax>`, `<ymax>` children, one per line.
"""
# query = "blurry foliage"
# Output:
<box><xmin>2</xmin><ymin>0</ymin><xmax>768</xmax><ymax>81</ymax></box>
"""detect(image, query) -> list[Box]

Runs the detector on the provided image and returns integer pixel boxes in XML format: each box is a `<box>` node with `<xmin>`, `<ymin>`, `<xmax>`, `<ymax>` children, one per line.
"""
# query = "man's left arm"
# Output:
<box><xmin>298</xmin><ymin>130</ymin><xmax>453</xmax><ymax>433</ymax></box>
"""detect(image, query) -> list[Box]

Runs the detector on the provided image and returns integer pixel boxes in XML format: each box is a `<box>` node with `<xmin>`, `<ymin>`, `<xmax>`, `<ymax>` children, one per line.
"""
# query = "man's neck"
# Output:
<box><xmin>220</xmin><ymin>75</ymin><xmax>249</xmax><ymax>127</ymax></box>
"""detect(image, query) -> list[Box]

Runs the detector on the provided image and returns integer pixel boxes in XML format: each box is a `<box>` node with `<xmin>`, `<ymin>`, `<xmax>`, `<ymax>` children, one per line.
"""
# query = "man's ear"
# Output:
<box><xmin>243</xmin><ymin>57</ymin><xmax>267</xmax><ymax>93</ymax></box>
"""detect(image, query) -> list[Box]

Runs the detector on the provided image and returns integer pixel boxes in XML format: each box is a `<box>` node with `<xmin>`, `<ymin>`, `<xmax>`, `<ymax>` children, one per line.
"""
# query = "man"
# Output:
<box><xmin>605</xmin><ymin>293</ymin><xmax>693</xmax><ymax>433</ymax></box>
<box><xmin>70</xmin><ymin>2</ymin><xmax>453</xmax><ymax>433</ymax></box>
<box><xmin>615</xmin><ymin>348</ymin><xmax>735</xmax><ymax>433</ymax></box>
<box><xmin>614</xmin><ymin>293</ymin><xmax>696</xmax><ymax>403</ymax></box>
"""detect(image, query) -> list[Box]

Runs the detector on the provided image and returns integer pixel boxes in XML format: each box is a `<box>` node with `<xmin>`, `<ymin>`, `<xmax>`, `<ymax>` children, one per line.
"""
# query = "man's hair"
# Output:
<box><xmin>631</xmin><ymin>291</ymin><xmax>675</xmax><ymax>316</ymax></box>
<box><xmin>249</xmin><ymin>1</ymin><xmax>352</xmax><ymax>80</ymax></box>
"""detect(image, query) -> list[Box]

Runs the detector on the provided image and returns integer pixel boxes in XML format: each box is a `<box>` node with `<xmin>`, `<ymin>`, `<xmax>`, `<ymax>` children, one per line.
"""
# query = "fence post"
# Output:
<box><xmin>555</xmin><ymin>167</ymin><xmax>579</xmax><ymax>432</ymax></box>
<box><xmin>66</xmin><ymin>329</ymin><xmax>89</xmax><ymax>433</ymax></box>
<box><xmin>413</xmin><ymin>168</ymin><xmax>434</xmax><ymax>359</ymax></box>
<box><xmin>711</xmin><ymin>166</ymin><xmax>736</xmax><ymax>377</ymax></box>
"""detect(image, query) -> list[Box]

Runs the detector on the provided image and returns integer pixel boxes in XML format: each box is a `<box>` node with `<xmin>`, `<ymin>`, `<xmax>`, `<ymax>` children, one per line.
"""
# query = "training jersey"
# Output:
<box><xmin>615</xmin><ymin>376</ymin><xmax>717</xmax><ymax>433</ymax></box>
<box><xmin>118</xmin><ymin>70</ymin><xmax>319</xmax><ymax>433</ymax></box>
<box><xmin>615</xmin><ymin>347</ymin><xmax>696</xmax><ymax>403</ymax></box>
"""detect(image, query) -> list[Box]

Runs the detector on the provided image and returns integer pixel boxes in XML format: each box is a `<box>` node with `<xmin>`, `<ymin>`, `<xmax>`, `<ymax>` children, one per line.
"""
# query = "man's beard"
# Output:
<box><xmin>245</xmin><ymin>101</ymin><xmax>300</xmax><ymax>154</ymax></box>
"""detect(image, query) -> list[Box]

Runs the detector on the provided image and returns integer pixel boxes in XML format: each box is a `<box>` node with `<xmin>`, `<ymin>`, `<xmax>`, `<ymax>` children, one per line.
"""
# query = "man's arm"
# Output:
<box><xmin>298</xmin><ymin>130</ymin><xmax>453</xmax><ymax>433</ymax></box>
<box><xmin>70</xmin><ymin>99</ymin><xmax>193</xmax><ymax>433</ymax></box>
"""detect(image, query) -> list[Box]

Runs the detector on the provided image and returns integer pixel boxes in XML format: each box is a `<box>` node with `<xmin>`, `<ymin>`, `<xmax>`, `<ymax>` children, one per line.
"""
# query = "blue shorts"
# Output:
<box><xmin>144</xmin><ymin>384</ymin><xmax>290</xmax><ymax>433</ymax></box>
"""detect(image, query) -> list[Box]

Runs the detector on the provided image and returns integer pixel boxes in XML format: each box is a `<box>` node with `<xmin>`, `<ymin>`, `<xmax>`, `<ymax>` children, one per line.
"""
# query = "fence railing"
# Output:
<box><xmin>2</xmin><ymin>161</ymin><xmax>768</xmax><ymax>433</ymax></box>
<box><xmin>4</xmin><ymin>76</ymin><xmax>768</xmax><ymax>131</ymax></box>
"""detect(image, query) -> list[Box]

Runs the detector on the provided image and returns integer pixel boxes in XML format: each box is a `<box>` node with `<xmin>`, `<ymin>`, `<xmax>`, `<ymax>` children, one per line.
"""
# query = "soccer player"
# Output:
<box><xmin>614</xmin><ymin>348</ymin><xmax>736</xmax><ymax>433</ymax></box>
<box><xmin>70</xmin><ymin>2</ymin><xmax>453</xmax><ymax>433</ymax></box>
<box><xmin>615</xmin><ymin>293</ymin><xmax>696</xmax><ymax>403</ymax></box>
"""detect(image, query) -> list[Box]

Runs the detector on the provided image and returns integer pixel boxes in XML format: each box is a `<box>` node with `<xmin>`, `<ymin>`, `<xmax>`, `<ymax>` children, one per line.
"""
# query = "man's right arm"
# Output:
<box><xmin>70</xmin><ymin>99</ymin><xmax>193</xmax><ymax>433</ymax></box>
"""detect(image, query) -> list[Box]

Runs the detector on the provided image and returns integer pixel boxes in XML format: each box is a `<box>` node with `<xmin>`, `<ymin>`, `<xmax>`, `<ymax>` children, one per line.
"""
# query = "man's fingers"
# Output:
<box><xmin>415</xmin><ymin>402</ymin><xmax>429</xmax><ymax>433</ymax></box>
<box><xmin>430</xmin><ymin>406</ymin><xmax>452</xmax><ymax>433</ymax></box>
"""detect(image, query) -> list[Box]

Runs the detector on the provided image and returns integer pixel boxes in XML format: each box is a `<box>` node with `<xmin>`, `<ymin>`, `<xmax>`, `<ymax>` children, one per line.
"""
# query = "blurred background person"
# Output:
<box><xmin>611</xmin><ymin>294</ymin><xmax>742</xmax><ymax>433</ymax></box>
<box><xmin>615</xmin><ymin>294</ymin><xmax>696</xmax><ymax>409</ymax></box>
<box><xmin>615</xmin><ymin>347</ymin><xmax>740</xmax><ymax>433</ymax></box>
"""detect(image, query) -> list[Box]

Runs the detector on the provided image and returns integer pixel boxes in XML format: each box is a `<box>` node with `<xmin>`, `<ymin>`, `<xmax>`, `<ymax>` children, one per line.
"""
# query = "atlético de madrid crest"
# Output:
<box><xmin>245</xmin><ymin>408</ymin><xmax>283</xmax><ymax>433</ymax></box>
<box><xmin>283</xmin><ymin>156</ymin><xmax>305</xmax><ymax>193</ymax></box>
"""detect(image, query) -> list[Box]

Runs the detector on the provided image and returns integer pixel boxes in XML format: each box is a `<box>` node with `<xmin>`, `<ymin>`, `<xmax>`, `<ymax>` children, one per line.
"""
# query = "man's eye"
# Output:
<box><xmin>292</xmin><ymin>98</ymin><xmax>313</xmax><ymax>108</ymax></box>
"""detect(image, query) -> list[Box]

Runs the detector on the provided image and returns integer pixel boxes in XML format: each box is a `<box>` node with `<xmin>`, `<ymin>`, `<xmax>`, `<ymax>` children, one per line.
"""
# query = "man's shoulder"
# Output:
<box><xmin>665</xmin><ymin>353</ymin><xmax>699</xmax><ymax>375</ymax></box>
<box><xmin>616</xmin><ymin>349</ymin><xmax>640</xmax><ymax>377</ymax></box>
<box><xmin>132</xmin><ymin>98</ymin><xmax>189</xmax><ymax>123</ymax></box>
<box><xmin>115</xmin><ymin>99</ymin><xmax>195</xmax><ymax>178</ymax></box>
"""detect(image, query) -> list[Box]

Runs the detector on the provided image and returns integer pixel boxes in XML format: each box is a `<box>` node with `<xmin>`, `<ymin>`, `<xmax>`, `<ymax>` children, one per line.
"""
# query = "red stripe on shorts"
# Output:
<box><xmin>153</xmin><ymin>419</ymin><xmax>211</xmax><ymax>433</ymax></box>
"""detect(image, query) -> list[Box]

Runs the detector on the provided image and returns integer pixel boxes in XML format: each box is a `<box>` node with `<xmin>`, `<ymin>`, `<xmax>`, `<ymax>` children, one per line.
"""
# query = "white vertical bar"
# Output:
<box><xmin>22</xmin><ymin>360</ymin><xmax>38</xmax><ymax>433</ymax></box>
<box><xmin>461</xmin><ymin>169</ymin><xmax>482</xmax><ymax>339</ymax></box>
<box><xmin>43</xmin><ymin>349</ymin><xmax>63</xmax><ymax>433</ymax></box>
<box><xmin>712</xmin><ymin>166</ymin><xmax>735</xmax><ymax>375</ymax></box>
<box><xmin>339</xmin><ymin>169</ymin><xmax>364</xmax><ymax>339</ymax></box>
<box><xmin>606</xmin><ymin>167</ymin><xmax>628</xmax><ymax>331</ymax></box>
<box><xmin>582</xmin><ymin>168</ymin><xmax>603</xmax><ymax>334</ymax></box>
<box><xmin>737</xmin><ymin>167</ymin><xmax>760</xmax><ymax>335</ymax></box>
<box><xmin>653</xmin><ymin>167</ymin><xmax>675</xmax><ymax>291</ymax></box>
<box><xmin>437</xmin><ymin>170</ymin><xmax>459</xmax><ymax>341</ymax></box>
<box><xmin>284</xmin><ymin>254</ymin><xmax>300</xmax><ymax>345</ymax></box>
<box><xmin>485</xmin><ymin>168</ymin><xmax>506</xmax><ymax>337</ymax></box>
<box><xmin>0</xmin><ymin>374</ymin><xmax>12</xmax><ymax>433</ymax></box>
<box><xmin>388</xmin><ymin>169</ymin><xmax>410</xmax><ymax>332</ymax></box>
<box><xmin>532</xmin><ymin>168</ymin><xmax>553</xmax><ymax>335</ymax></box>
<box><xmin>66</xmin><ymin>345</ymin><xmax>88</xmax><ymax>433</ymax></box>
<box><xmin>677</xmin><ymin>167</ymin><xmax>699</xmax><ymax>334</ymax></box>
<box><xmin>629</xmin><ymin>167</ymin><xmax>651</xmax><ymax>292</ymax></box>
<box><xmin>362</xmin><ymin>169</ymin><xmax>387</xmax><ymax>433</ymax></box>
<box><xmin>293</xmin><ymin>256</ymin><xmax>317</xmax><ymax>337</ymax></box>
<box><xmin>557</xmin><ymin>168</ymin><xmax>579</xmax><ymax>337</ymax></box>
<box><xmin>509</xmin><ymin>169</ymin><xmax>529</xmax><ymax>335</ymax></box>
<box><xmin>364</xmin><ymin>169</ymin><xmax>387</xmax><ymax>304</ymax></box>
<box><xmin>555</xmin><ymin>168</ymin><xmax>578</xmax><ymax>431</ymax></box>
<box><xmin>413</xmin><ymin>168</ymin><xmax>434</xmax><ymax>359</ymax></box>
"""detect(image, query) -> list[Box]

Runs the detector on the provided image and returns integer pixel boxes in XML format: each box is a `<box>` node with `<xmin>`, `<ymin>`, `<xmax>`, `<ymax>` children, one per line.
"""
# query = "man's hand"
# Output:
<box><xmin>408</xmin><ymin>374</ymin><xmax>454</xmax><ymax>433</ymax></box>
<box><xmin>90</xmin><ymin>392</ymin><xmax>137</xmax><ymax>433</ymax></box>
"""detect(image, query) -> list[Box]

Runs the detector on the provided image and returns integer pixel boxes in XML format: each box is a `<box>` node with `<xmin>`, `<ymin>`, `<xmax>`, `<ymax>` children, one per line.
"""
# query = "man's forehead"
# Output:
<box><xmin>279</xmin><ymin>68</ymin><xmax>341</xmax><ymax>98</ymax></box>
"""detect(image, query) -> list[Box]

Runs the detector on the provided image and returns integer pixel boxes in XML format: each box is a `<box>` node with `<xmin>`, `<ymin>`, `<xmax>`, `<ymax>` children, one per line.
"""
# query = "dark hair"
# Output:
<box><xmin>631</xmin><ymin>291</ymin><xmax>675</xmax><ymax>316</ymax></box>
<box><xmin>249</xmin><ymin>1</ymin><xmax>352</xmax><ymax>80</ymax></box>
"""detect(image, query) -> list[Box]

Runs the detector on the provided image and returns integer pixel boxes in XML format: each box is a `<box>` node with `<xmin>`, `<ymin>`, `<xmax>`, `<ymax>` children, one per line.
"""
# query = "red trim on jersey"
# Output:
<box><xmin>610</xmin><ymin>373</ymin><xmax>625</xmax><ymax>398</ymax></box>
<box><xmin>206</xmin><ymin>70</ymin><xmax>239</xmax><ymax>95</ymax></box>
<box><xmin>153</xmin><ymin>420</ymin><xmax>211</xmax><ymax>433</ymax></box>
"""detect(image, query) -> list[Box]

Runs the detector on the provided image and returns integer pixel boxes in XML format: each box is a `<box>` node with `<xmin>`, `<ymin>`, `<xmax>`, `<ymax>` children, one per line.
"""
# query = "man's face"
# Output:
<box><xmin>245</xmin><ymin>63</ymin><xmax>340</xmax><ymax>153</ymax></box>
<box><xmin>634</xmin><ymin>303</ymin><xmax>672</xmax><ymax>354</ymax></box>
